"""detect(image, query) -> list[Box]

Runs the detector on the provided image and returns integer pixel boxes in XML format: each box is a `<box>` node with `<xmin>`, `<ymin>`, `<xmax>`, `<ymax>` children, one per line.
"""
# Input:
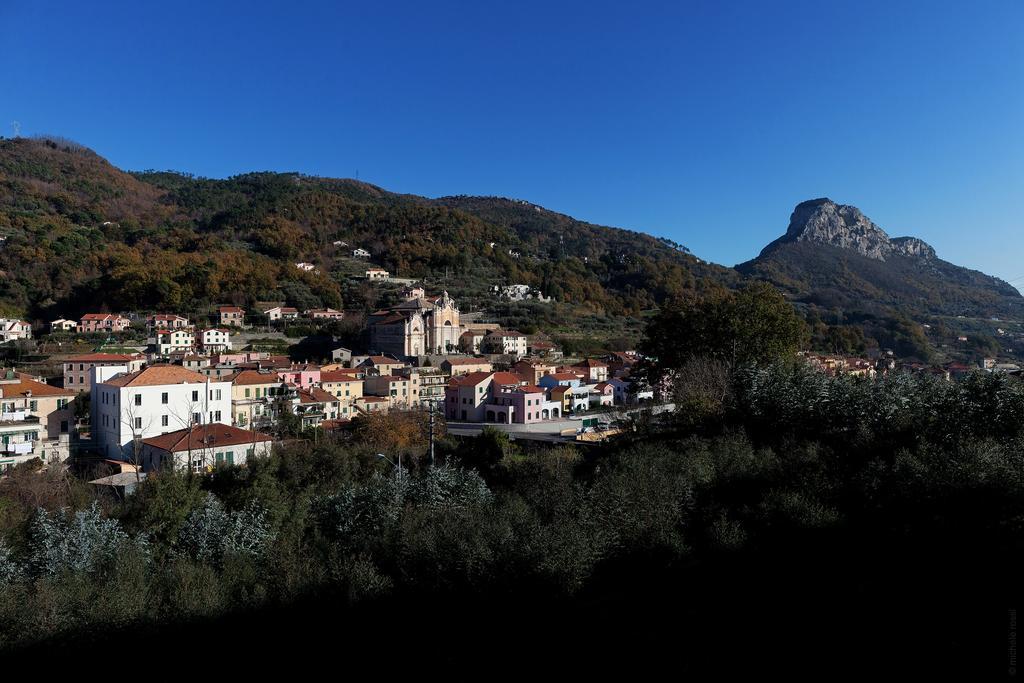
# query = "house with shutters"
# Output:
<box><xmin>295</xmin><ymin>387</ymin><xmax>342</xmax><ymax>427</ymax></box>
<box><xmin>441</xmin><ymin>356</ymin><xmax>493</xmax><ymax>376</ymax></box>
<box><xmin>276</xmin><ymin>363</ymin><xmax>321</xmax><ymax>389</ymax></box>
<box><xmin>78</xmin><ymin>313</ymin><xmax>131</xmax><ymax>334</ymax></box>
<box><xmin>146</xmin><ymin>314</ymin><xmax>190</xmax><ymax>331</ymax></box>
<box><xmin>354</xmin><ymin>355</ymin><xmax>408</xmax><ymax>377</ymax></box>
<box><xmin>0</xmin><ymin>370</ymin><xmax>75</xmax><ymax>471</ymax></box>
<box><xmin>140</xmin><ymin>424</ymin><xmax>274</xmax><ymax>473</ymax></box>
<box><xmin>319</xmin><ymin>370</ymin><xmax>365</xmax><ymax>419</ymax></box>
<box><xmin>306</xmin><ymin>308</ymin><xmax>345</xmax><ymax>320</ymax></box>
<box><xmin>152</xmin><ymin>328</ymin><xmax>195</xmax><ymax>355</ymax></box>
<box><xmin>218</xmin><ymin>305</ymin><xmax>246</xmax><ymax>327</ymax></box>
<box><xmin>589</xmin><ymin>382</ymin><xmax>615</xmax><ymax>407</ymax></box>
<box><xmin>512</xmin><ymin>359</ymin><xmax>557</xmax><ymax>384</ymax></box>
<box><xmin>91</xmin><ymin>364</ymin><xmax>232</xmax><ymax>461</ymax></box>
<box><xmin>264</xmin><ymin>306</ymin><xmax>299</xmax><ymax>322</ymax></box>
<box><xmin>228</xmin><ymin>369</ymin><xmax>293</xmax><ymax>430</ymax></box>
<box><xmin>0</xmin><ymin>319</ymin><xmax>32</xmax><ymax>342</ymax></box>
<box><xmin>481</xmin><ymin>330</ymin><xmax>528</xmax><ymax>358</ymax></box>
<box><xmin>444</xmin><ymin>371</ymin><xmax>561</xmax><ymax>423</ymax></box>
<box><xmin>199</xmin><ymin>328</ymin><xmax>232</xmax><ymax>352</ymax></box>
<box><xmin>573</xmin><ymin>358</ymin><xmax>609</xmax><ymax>382</ymax></box>
<box><xmin>64</xmin><ymin>353</ymin><xmax>145</xmax><ymax>392</ymax></box>
<box><xmin>364</xmin><ymin>375</ymin><xmax>413</xmax><ymax>410</ymax></box>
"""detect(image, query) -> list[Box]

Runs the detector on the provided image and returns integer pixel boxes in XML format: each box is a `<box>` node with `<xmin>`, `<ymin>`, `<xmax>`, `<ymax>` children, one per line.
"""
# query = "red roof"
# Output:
<box><xmin>548</xmin><ymin>372</ymin><xmax>578</xmax><ymax>381</ymax></box>
<box><xmin>142</xmin><ymin>424</ymin><xmax>273</xmax><ymax>454</ymax></box>
<box><xmin>218</xmin><ymin>306</ymin><xmax>244</xmax><ymax>313</ymax></box>
<box><xmin>0</xmin><ymin>372</ymin><xmax>75</xmax><ymax>398</ymax></box>
<box><xmin>299</xmin><ymin>387</ymin><xmax>338</xmax><ymax>404</ymax></box>
<box><xmin>449</xmin><ymin>371</ymin><xmax>493</xmax><ymax>387</ymax></box>
<box><xmin>229</xmin><ymin>369</ymin><xmax>284</xmax><ymax>386</ymax></box>
<box><xmin>103</xmin><ymin>365</ymin><xmax>210</xmax><ymax>387</ymax></box>
<box><xmin>574</xmin><ymin>358</ymin><xmax>608</xmax><ymax>368</ymax></box>
<box><xmin>320</xmin><ymin>370</ymin><xmax>363</xmax><ymax>382</ymax></box>
<box><xmin>360</xmin><ymin>356</ymin><xmax>403</xmax><ymax>365</ymax></box>
<box><xmin>516</xmin><ymin>385</ymin><xmax>546</xmax><ymax>394</ymax></box>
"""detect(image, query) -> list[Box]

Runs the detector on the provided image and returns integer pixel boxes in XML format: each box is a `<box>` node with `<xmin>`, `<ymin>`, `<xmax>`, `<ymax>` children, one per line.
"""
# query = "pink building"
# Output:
<box><xmin>444</xmin><ymin>372</ymin><xmax>560</xmax><ymax>424</ymax></box>
<box><xmin>276</xmin><ymin>364</ymin><xmax>321</xmax><ymax>388</ymax></box>
<box><xmin>78</xmin><ymin>313</ymin><xmax>131</xmax><ymax>334</ymax></box>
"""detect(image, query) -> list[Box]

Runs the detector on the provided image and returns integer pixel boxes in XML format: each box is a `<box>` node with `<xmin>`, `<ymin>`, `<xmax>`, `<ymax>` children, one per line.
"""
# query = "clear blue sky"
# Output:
<box><xmin>2</xmin><ymin>1</ymin><xmax>1022</xmax><ymax>283</ymax></box>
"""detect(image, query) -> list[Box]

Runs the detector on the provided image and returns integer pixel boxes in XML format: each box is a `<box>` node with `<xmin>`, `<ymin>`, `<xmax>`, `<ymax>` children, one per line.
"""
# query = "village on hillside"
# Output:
<box><xmin>0</xmin><ymin>278</ymin><xmax>1019</xmax><ymax>485</ymax></box>
<box><xmin>0</xmin><ymin>283</ymin><xmax>656</xmax><ymax>484</ymax></box>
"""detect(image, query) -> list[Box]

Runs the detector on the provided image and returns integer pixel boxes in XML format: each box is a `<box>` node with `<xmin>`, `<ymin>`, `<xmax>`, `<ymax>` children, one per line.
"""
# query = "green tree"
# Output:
<box><xmin>639</xmin><ymin>282</ymin><xmax>808</xmax><ymax>376</ymax></box>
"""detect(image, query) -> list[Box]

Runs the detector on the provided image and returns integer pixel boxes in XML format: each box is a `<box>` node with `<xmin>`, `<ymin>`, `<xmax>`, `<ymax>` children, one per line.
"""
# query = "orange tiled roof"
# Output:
<box><xmin>0</xmin><ymin>372</ymin><xmax>74</xmax><ymax>398</ymax></box>
<box><xmin>229</xmin><ymin>369</ymin><xmax>284</xmax><ymax>386</ymax></box>
<box><xmin>320</xmin><ymin>370</ymin><xmax>363</xmax><ymax>382</ymax></box>
<box><xmin>104</xmin><ymin>365</ymin><xmax>210</xmax><ymax>387</ymax></box>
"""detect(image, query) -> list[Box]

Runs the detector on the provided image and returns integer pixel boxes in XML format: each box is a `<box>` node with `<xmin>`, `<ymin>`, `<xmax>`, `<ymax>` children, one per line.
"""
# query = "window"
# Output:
<box><xmin>134</xmin><ymin>394</ymin><xmax>142</xmax><ymax>406</ymax></box>
<box><xmin>29</xmin><ymin>400</ymin><xmax>37</xmax><ymax>411</ymax></box>
<box><xmin>134</xmin><ymin>417</ymin><xmax>142</xmax><ymax>429</ymax></box>
<box><xmin>192</xmin><ymin>390</ymin><xmax>199</xmax><ymax>402</ymax></box>
<box><xmin>216</xmin><ymin>389</ymin><xmax>222</xmax><ymax>400</ymax></box>
<box><xmin>162</xmin><ymin>415</ymin><xmax>168</xmax><ymax>427</ymax></box>
<box><xmin>69</xmin><ymin>376</ymin><xmax>74</xmax><ymax>384</ymax></box>
<box><xmin>214</xmin><ymin>410</ymin><xmax>221</xmax><ymax>422</ymax></box>
<box><xmin>245</xmin><ymin>388</ymin><xmax>251</xmax><ymax>398</ymax></box>
<box><xmin>161</xmin><ymin>392</ymin><xmax>168</xmax><ymax>404</ymax></box>
<box><xmin>60</xmin><ymin>420</ymin><xmax>68</xmax><ymax>433</ymax></box>
<box><xmin>193</xmin><ymin>412</ymin><xmax>201</xmax><ymax>425</ymax></box>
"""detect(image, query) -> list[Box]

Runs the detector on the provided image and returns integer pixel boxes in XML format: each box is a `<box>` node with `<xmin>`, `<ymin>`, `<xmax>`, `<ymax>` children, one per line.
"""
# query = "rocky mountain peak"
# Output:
<box><xmin>778</xmin><ymin>198</ymin><xmax>934</xmax><ymax>262</ymax></box>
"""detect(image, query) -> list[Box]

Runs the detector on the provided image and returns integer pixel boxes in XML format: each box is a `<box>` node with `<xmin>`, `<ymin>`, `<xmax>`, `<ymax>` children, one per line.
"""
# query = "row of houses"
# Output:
<box><xmin>48</xmin><ymin>304</ymin><xmax>344</xmax><ymax>336</ymax></box>
<box><xmin>445</xmin><ymin>355</ymin><xmax>650</xmax><ymax>424</ymax></box>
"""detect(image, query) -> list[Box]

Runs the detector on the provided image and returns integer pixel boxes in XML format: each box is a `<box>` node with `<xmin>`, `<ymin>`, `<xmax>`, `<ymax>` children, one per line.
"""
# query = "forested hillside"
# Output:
<box><xmin>0</xmin><ymin>136</ymin><xmax>733</xmax><ymax>325</ymax></box>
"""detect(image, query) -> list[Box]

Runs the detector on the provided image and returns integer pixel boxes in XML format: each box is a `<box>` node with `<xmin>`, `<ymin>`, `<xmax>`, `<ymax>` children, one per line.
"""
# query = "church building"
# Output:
<box><xmin>368</xmin><ymin>291</ymin><xmax>461</xmax><ymax>358</ymax></box>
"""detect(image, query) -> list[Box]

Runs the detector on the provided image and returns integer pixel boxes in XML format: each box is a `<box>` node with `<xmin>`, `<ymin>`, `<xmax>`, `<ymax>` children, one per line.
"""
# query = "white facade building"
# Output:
<box><xmin>152</xmin><ymin>329</ymin><xmax>195</xmax><ymax>355</ymax></box>
<box><xmin>91</xmin><ymin>365</ymin><xmax>232</xmax><ymax>461</ymax></box>
<box><xmin>0</xmin><ymin>319</ymin><xmax>32</xmax><ymax>342</ymax></box>
<box><xmin>199</xmin><ymin>328</ymin><xmax>232</xmax><ymax>352</ymax></box>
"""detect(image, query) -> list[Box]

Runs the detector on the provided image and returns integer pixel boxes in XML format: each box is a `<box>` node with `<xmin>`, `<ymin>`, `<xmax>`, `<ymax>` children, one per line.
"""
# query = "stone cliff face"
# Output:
<box><xmin>773</xmin><ymin>198</ymin><xmax>935</xmax><ymax>262</ymax></box>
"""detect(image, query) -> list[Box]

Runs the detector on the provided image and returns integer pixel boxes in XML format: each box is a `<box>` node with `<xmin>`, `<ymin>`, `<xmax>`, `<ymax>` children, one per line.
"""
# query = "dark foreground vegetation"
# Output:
<box><xmin>1</xmin><ymin>360</ymin><xmax>1022</xmax><ymax>674</ymax></box>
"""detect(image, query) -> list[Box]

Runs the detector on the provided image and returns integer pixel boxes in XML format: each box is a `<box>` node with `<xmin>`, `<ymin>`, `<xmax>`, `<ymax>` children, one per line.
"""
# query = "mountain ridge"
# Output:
<box><xmin>738</xmin><ymin>197</ymin><xmax>1022</xmax><ymax>318</ymax></box>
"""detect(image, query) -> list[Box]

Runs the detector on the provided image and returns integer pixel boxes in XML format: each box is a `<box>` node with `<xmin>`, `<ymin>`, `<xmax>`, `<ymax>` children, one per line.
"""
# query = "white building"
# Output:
<box><xmin>140</xmin><ymin>423</ymin><xmax>274</xmax><ymax>473</ymax></box>
<box><xmin>0</xmin><ymin>319</ymin><xmax>32</xmax><ymax>342</ymax></box>
<box><xmin>366</xmin><ymin>268</ymin><xmax>390</xmax><ymax>281</ymax></box>
<box><xmin>295</xmin><ymin>262</ymin><xmax>316</xmax><ymax>272</ymax></box>
<box><xmin>199</xmin><ymin>328</ymin><xmax>232</xmax><ymax>352</ymax></box>
<box><xmin>352</xmin><ymin>248</ymin><xmax>371</xmax><ymax>258</ymax></box>
<box><xmin>50</xmin><ymin>318</ymin><xmax>77</xmax><ymax>332</ymax></box>
<box><xmin>482</xmin><ymin>330</ymin><xmax>528</xmax><ymax>358</ymax></box>
<box><xmin>91</xmin><ymin>365</ymin><xmax>232</xmax><ymax>462</ymax></box>
<box><xmin>151</xmin><ymin>328</ymin><xmax>195</xmax><ymax>355</ymax></box>
<box><xmin>264</xmin><ymin>306</ymin><xmax>299</xmax><ymax>322</ymax></box>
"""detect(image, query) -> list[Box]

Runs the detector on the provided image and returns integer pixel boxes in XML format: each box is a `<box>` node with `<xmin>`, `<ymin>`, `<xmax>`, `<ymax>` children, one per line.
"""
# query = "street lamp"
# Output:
<box><xmin>377</xmin><ymin>452</ymin><xmax>402</xmax><ymax>477</ymax></box>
